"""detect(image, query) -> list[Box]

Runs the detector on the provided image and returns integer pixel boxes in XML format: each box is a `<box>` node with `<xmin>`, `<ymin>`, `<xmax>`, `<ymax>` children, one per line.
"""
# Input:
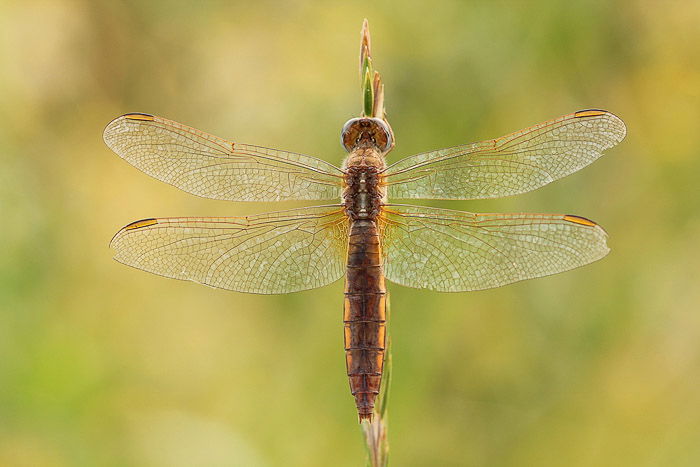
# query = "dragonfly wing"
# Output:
<box><xmin>379</xmin><ymin>204</ymin><xmax>609</xmax><ymax>292</ymax></box>
<box><xmin>384</xmin><ymin>110</ymin><xmax>625</xmax><ymax>200</ymax></box>
<box><xmin>111</xmin><ymin>205</ymin><xmax>349</xmax><ymax>294</ymax></box>
<box><xmin>104</xmin><ymin>113</ymin><xmax>343</xmax><ymax>201</ymax></box>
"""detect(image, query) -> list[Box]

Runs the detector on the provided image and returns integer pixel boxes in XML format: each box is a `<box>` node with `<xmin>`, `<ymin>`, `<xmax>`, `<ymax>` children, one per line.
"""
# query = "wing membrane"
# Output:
<box><xmin>379</xmin><ymin>205</ymin><xmax>609</xmax><ymax>292</ymax></box>
<box><xmin>111</xmin><ymin>206</ymin><xmax>349</xmax><ymax>294</ymax></box>
<box><xmin>104</xmin><ymin>113</ymin><xmax>343</xmax><ymax>201</ymax></box>
<box><xmin>384</xmin><ymin>110</ymin><xmax>625</xmax><ymax>200</ymax></box>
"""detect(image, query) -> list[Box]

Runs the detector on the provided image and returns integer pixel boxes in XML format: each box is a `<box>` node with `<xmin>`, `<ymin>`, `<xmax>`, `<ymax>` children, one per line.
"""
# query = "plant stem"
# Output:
<box><xmin>357</xmin><ymin>19</ymin><xmax>392</xmax><ymax>466</ymax></box>
<box><xmin>361</xmin><ymin>337</ymin><xmax>391</xmax><ymax>467</ymax></box>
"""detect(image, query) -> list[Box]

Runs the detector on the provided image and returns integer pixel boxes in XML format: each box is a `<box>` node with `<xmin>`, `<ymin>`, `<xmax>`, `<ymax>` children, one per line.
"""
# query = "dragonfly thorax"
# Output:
<box><xmin>343</xmin><ymin>164</ymin><xmax>384</xmax><ymax>220</ymax></box>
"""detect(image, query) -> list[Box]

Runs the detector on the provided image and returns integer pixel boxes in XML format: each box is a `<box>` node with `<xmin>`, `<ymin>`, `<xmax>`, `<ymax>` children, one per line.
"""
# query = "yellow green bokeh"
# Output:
<box><xmin>2</xmin><ymin>1</ymin><xmax>700</xmax><ymax>466</ymax></box>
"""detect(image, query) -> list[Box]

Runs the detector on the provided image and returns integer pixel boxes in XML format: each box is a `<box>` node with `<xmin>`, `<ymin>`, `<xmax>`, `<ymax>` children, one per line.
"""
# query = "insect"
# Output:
<box><xmin>104</xmin><ymin>34</ymin><xmax>625</xmax><ymax>423</ymax></box>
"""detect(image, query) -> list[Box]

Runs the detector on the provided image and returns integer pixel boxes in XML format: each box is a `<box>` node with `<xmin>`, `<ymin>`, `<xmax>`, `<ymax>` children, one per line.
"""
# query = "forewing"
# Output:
<box><xmin>384</xmin><ymin>110</ymin><xmax>625</xmax><ymax>200</ymax></box>
<box><xmin>379</xmin><ymin>205</ymin><xmax>609</xmax><ymax>292</ymax></box>
<box><xmin>104</xmin><ymin>113</ymin><xmax>343</xmax><ymax>201</ymax></box>
<box><xmin>111</xmin><ymin>206</ymin><xmax>349</xmax><ymax>294</ymax></box>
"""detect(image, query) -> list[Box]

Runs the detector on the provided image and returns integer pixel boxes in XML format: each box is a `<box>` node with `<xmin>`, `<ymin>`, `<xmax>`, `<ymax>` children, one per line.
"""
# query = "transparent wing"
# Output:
<box><xmin>379</xmin><ymin>204</ymin><xmax>609</xmax><ymax>292</ymax></box>
<box><xmin>104</xmin><ymin>113</ymin><xmax>343</xmax><ymax>201</ymax></box>
<box><xmin>110</xmin><ymin>205</ymin><xmax>349</xmax><ymax>294</ymax></box>
<box><xmin>384</xmin><ymin>110</ymin><xmax>626</xmax><ymax>200</ymax></box>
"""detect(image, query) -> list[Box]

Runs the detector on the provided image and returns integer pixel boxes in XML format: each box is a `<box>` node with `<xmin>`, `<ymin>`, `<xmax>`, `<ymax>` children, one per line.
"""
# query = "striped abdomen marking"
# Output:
<box><xmin>344</xmin><ymin>219</ymin><xmax>387</xmax><ymax>421</ymax></box>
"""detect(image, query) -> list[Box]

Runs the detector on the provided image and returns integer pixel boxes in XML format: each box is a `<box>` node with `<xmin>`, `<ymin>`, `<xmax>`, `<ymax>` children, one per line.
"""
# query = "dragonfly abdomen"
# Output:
<box><xmin>344</xmin><ymin>219</ymin><xmax>387</xmax><ymax>421</ymax></box>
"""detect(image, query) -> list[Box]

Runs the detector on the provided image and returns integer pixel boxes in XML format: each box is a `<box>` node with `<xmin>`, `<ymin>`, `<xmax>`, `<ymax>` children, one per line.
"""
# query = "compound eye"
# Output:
<box><xmin>371</xmin><ymin>118</ymin><xmax>393</xmax><ymax>152</ymax></box>
<box><xmin>340</xmin><ymin>118</ymin><xmax>362</xmax><ymax>152</ymax></box>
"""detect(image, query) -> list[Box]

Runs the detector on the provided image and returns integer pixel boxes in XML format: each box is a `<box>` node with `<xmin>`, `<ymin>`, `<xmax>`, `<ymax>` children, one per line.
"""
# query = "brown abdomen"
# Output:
<box><xmin>344</xmin><ymin>219</ymin><xmax>386</xmax><ymax>421</ymax></box>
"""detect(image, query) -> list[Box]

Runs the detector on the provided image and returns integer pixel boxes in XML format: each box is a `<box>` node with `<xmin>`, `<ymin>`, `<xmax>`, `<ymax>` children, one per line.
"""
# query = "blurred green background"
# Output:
<box><xmin>2</xmin><ymin>1</ymin><xmax>699</xmax><ymax>466</ymax></box>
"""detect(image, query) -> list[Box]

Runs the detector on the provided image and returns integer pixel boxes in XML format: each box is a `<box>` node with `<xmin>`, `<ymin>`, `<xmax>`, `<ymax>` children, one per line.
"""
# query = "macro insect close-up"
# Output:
<box><xmin>5</xmin><ymin>4</ymin><xmax>700</xmax><ymax>466</ymax></box>
<box><xmin>104</xmin><ymin>20</ymin><xmax>625</xmax><ymax>429</ymax></box>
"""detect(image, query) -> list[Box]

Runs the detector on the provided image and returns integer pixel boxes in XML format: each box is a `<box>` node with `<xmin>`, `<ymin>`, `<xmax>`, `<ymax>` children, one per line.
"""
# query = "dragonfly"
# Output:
<box><xmin>105</xmin><ymin>107</ymin><xmax>625</xmax><ymax>420</ymax></box>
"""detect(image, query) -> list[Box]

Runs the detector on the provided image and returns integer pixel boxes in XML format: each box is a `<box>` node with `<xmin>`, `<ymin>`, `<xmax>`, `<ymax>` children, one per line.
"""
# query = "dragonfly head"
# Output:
<box><xmin>341</xmin><ymin>117</ymin><xmax>393</xmax><ymax>154</ymax></box>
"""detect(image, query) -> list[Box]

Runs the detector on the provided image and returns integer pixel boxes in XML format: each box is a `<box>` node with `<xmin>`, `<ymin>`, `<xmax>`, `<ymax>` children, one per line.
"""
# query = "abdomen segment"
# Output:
<box><xmin>344</xmin><ymin>219</ymin><xmax>387</xmax><ymax>421</ymax></box>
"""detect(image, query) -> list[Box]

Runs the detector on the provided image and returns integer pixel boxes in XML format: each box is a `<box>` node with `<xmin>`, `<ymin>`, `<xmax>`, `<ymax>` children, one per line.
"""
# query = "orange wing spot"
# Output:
<box><xmin>563</xmin><ymin>214</ymin><xmax>597</xmax><ymax>227</ymax></box>
<box><xmin>231</xmin><ymin>142</ymin><xmax>235</xmax><ymax>151</ymax></box>
<box><xmin>124</xmin><ymin>218</ymin><xmax>158</xmax><ymax>230</ymax></box>
<box><xmin>124</xmin><ymin>113</ymin><xmax>155</xmax><ymax>121</ymax></box>
<box><xmin>574</xmin><ymin>109</ymin><xmax>607</xmax><ymax>118</ymax></box>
